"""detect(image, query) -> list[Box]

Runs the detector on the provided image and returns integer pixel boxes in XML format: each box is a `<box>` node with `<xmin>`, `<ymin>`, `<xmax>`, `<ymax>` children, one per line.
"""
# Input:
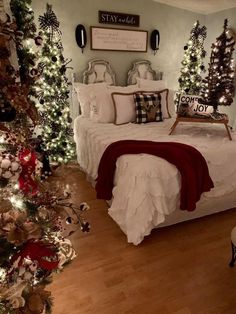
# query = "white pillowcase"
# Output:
<box><xmin>90</xmin><ymin>85</ymin><xmax>141</xmax><ymax>123</ymax></box>
<box><xmin>73</xmin><ymin>82</ymin><xmax>107</xmax><ymax>117</ymax></box>
<box><xmin>137</xmin><ymin>78</ymin><xmax>171</xmax><ymax>118</ymax></box>
<box><xmin>136</xmin><ymin>77</ymin><xmax>167</xmax><ymax>90</ymax></box>
<box><xmin>111</xmin><ymin>92</ymin><xmax>137</xmax><ymax>125</ymax></box>
<box><xmin>107</xmin><ymin>84</ymin><xmax>139</xmax><ymax>93</ymax></box>
<box><xmin>90</xmin><ymin>87</ymin><xmax>115</xmax><ymax>123</ymax></box>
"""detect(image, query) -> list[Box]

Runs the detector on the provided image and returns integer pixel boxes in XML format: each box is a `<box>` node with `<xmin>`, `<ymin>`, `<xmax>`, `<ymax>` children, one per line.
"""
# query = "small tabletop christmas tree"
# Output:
<box><xmin>176</xmin><ymin>21</ymin><xmax>207</xmax><ymax>110</ymax></box>
<box><xmin>200</xmin><ymin>19</ymin><xmax>235</xmax><ymax>119</ymax></box>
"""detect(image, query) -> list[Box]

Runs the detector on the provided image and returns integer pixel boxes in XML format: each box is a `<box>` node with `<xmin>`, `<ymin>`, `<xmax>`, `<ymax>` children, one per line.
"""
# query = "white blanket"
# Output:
<box><xmin>74</xmin><ymin>117</ymin><xmax>236</xmax><ymax>244</ymax></box>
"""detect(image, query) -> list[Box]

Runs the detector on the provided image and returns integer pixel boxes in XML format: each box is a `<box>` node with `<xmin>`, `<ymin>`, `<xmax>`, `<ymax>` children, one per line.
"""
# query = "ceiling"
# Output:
<box><xmin>153</xmin><ymin>0</ymin><xmax>236</xmax><ymax>14</ymax></box>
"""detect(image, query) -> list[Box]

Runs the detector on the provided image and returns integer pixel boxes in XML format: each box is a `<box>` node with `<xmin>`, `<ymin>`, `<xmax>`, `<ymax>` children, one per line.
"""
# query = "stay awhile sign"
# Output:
<box><xmin>99</xmin><ymin>10</ymin><xmax>140</xmax><ymax>27</ymax></box>
<box><xmin>178</xmin><ymin>94</ymin><xmax>213</xmax><ymax>116</ymax></box>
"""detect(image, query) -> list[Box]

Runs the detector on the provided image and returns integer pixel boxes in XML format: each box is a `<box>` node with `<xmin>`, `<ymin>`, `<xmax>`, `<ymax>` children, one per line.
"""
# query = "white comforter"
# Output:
<box><xmin>74</xmin><ymin>117</ymin><xmax>236</xmax><ymax>244</ymax></box>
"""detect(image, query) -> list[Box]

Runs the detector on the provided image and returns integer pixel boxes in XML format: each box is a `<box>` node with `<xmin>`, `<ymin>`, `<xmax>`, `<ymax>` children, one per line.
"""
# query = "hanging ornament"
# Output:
<box><xmin>184</xmin><ymin>45</ymin><xmax>188</xmax><ymax>50</ymax></box>
<box><xmin>18</xmin><ymin>148</ymin><xmax>38</xmax><ymax>196</ymax></box>
<box><xmin>51</xmin><ymin>56</ymin><xmax>57</xmax><ymax>62</ymax></box>
<box><xmin>29</xmin><ymin>68</ymin><xmax>38</xmax><ymax>77</ymax></box>
<box><xmin>35</xmin><ymin>33</ymin><xmax>43</xmax><ymax>46</ymax></box>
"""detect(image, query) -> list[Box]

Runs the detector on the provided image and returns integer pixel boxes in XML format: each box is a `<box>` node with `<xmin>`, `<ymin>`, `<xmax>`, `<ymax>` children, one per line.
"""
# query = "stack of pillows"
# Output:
<box><xmin>74</xmin><ymin>77</ymin><xmax>171</xmax><ymax>125</ymax></box>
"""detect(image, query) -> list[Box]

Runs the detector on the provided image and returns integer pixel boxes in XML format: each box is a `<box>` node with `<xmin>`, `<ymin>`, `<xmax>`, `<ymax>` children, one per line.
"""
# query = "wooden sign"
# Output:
<box><xmin>178</xmin><ymin>94</ymin><xmax>213</xmax><ymax>117</ymax></box>
<box><xmin>91</xmin><ymin>26</ymin><xmax>147</xmax><ymax>52</ymax></box>
<box><xmin>99</xmin><ymin>10</ymin><xmax>139</xmax><ymax>27</ymax></box>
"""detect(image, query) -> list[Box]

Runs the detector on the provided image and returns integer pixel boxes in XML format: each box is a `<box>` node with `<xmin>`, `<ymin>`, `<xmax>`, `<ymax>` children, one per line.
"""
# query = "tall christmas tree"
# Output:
<box><xmin>10</xmin><ymin>0</ymin><xmax>38</xmax><ymax>85</ymax></box>
<box><xmin>176</xmin><ymin>21</ymin><xmax>207</xmax><ymax>108</ymax></box>
<box><xmin>200</xmin><ymin>19</ymin><xmax>235</xmax><ymax>118</ymax></box>
<box><xmin>0</xmin><ymin>14</ymin><xmax>89</xmax><ymax>314</ymax></box>
<box><xmin>10</xmin><ymin>0</ymin><xmax>52</xmax><ymax>178</ymax></box>
<box><xmin>35</xmin><ymin>4</ymin><xmax>75</xmax><ymax>164</ymax></box>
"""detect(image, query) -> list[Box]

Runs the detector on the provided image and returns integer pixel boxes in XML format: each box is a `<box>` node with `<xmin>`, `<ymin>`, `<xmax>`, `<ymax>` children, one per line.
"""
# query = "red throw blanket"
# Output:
<box><xmin>95</xmin><ymin>140</ymin><xmax>214</xmax><ymax>212</ymax></box>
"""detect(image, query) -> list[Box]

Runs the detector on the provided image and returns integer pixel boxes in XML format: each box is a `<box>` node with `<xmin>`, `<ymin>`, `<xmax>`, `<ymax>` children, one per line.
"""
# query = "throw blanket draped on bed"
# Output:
<box><xmin>95</xmin><ymin>140</ymin><xmax>214</xmax><ymax>212</ymax></box>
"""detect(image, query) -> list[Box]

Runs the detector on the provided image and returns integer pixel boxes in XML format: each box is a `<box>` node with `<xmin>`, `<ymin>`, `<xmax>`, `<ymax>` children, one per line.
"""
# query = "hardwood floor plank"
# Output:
<box><xmin>49</xmin><ymin>164</ymin><xmax>236</xmax><ymax>314</ymax></box>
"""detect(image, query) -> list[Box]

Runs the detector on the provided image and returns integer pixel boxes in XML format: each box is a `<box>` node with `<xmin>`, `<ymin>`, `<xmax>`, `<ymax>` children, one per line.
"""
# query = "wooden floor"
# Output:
<box><xmin>49</xmin><ymin>164</ymin><xmax>236</xmax><ymax>314</ymax></box>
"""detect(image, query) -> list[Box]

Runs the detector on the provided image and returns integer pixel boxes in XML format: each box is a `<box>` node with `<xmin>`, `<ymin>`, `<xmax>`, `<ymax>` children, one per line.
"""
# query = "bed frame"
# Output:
<box><xmin>71</xmin><ymin>59</ymin><xmax>160</xmax><ymax>119</ymax></box>
<box><xmin>127</xmin><ymin>60</ymin><xmax>163</xmax><ymax>85</ymax></box>
<box><xmin>73</xmin><ymin>59</ymin><xmax>236</xmax><ymax>244</ymax></box>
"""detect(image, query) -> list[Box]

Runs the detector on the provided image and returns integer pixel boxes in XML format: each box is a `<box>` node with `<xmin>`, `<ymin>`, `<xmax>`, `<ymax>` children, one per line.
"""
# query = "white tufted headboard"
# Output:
<box><xmin>71</xmin><ymin>59</ymin><xmax>116</xmax><ymax>119</ymax></box>
<box><xmin>127</xmin><ymin>60</ymin><xmax>163</xmax><ymax>85</ymax></box>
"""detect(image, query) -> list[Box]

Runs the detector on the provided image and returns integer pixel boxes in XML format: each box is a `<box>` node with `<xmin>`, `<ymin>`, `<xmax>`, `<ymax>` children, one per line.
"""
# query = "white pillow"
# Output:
<box><xmin>107</xmin><ymin>84</ymin><xmax>139</xmax><ymax>93</ymax></box>
<box><xmin>111</xmin><ymin>92</ymin><xmax>137</xmax><ymax>125</ymax></box>
<box><xmin>90</xmin><ymin>85</ymin><xmax>141</xmax><ymax>123</ymax></box>
<box><xmin>90</xmin><ymin>87</ymin><xmax>115</xmax><ymax>123</ymax></box>
<box><xmin>137</xmin><ymin>78</ymin><xmax>171</xmax><ymax>118</ymax></box>
<box><xmin>73</xmin><ymin>82</ymin><xmax>107</xmax><ymax>117</ymax></box>
<box><xmin>137</xmin><ymin>77</ymin><xmax>167</xmax><ymax>90</ymax></box>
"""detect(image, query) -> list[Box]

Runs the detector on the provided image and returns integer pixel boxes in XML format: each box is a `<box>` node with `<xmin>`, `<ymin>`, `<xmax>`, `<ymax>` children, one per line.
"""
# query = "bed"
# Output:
<box><xmin>73</xmin><ymin>59</ymin><xmax>236</xmax><ymax>245</ymax></box>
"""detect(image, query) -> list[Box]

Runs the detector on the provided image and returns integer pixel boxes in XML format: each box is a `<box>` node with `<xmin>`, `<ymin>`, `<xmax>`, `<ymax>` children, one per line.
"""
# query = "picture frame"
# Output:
<box><xmin>90</xmin><ymin>26</ymin><xmax>148</xmax><ymax>52</ymax></box>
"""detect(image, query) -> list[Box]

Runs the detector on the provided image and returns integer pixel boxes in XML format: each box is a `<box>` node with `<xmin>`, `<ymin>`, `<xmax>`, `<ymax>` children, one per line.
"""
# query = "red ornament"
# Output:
<box><xmin>18</xmin><ymin>148</ymin><xmax>38</xmax><ymax>196</ymax></box>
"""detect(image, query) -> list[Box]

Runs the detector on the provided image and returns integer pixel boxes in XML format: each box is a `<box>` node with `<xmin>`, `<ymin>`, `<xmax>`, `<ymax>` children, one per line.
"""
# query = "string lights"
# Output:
<box><xmin>35</xmin><ymin>4</ymin><xmax>75</xmax><ymax>164</ymax></box>
<box><xmin>175</xmin><ymin>21</ymin><xmax>207</xmax><ymax>110</ymax></box>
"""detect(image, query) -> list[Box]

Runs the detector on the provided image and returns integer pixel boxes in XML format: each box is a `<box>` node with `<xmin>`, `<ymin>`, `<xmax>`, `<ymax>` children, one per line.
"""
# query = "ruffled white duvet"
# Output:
<box><xmin>74</xmin><ymin>117</ymin><xmax>236</xmax><ymax>244</ymax></box>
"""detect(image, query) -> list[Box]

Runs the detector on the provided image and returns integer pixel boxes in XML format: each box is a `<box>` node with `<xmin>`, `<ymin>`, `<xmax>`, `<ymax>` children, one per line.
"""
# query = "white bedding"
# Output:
<box><xmin>74</xmin><ymin>117</ymin><xmax>236</xmax><ymax>244</ymax></box>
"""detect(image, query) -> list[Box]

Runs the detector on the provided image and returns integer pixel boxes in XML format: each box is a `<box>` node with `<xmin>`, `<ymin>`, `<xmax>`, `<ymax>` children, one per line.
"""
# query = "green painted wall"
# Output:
<box><xmin>31</xmin><ymin>0</ymin><xmax>236</xmax><ymax>125</ymax></box>
<box><xmin>31</xmin><ymin>0</ymin><xmax>204</xmax><ymax>88</ymax></box>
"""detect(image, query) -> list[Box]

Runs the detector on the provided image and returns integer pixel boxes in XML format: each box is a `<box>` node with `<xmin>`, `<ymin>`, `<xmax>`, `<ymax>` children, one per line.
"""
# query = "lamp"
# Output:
<box><xmin>150</xmin><ymin>29</ymin><xmax>160</xmax><ymax>55</ymax></box>
<box><xmin>75</xmin><ymin>24</ymin><xmax>87</xmax><ymax>53</ymax></box>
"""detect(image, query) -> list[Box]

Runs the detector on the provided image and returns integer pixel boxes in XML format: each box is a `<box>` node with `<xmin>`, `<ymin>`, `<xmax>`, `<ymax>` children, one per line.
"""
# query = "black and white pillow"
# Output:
<box><xmin>134</xmin><ymin>93</ymin><xmax>163</xmax><ymax>123</ymax></box>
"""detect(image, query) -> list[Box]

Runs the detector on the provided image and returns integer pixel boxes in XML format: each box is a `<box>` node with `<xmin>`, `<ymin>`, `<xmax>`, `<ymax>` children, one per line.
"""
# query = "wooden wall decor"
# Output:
<box><xmin>91</xmin><ymin>26</ymin><xmax>147</xmax><ymax>52</ymax></box>
<box><xmin>98</xmin><ymin>10</ymin><xmax>139</xmax><ymax>27</ymax></box>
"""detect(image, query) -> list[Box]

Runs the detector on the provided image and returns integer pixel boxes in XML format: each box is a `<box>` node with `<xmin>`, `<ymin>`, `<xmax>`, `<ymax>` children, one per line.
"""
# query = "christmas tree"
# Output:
<box><xmin>35</xmin><ymin>4</ymin><xmax>75</xmax><ymax>164</ymax></box>
<box><xmin>10</xmin><ymin>0</ymin><xmax>38</xmax><ymax>85</ymax></box>
<box><xmin>0</xmin><ymin>14</ymin><xmax>89</xmax><ymax>313</ymax></box>
<box><xmin>10</xmin><ymin>0</ymin><xmax>52</xmax><ymax>178</ymax></box>
<box><xmin>176</xmin><ymin>21</ymin><xmax>207</xmax><ymax>109</ymax></box>
<box><xmin>200</xmin><ymin>19</ymin><xmax>235</xmax><ymax>118</ymax></box>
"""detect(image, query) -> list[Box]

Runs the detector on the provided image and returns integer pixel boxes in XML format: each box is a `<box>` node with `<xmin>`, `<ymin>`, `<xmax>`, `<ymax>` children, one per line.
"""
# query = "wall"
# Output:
<box><xmin>31</xmin><ymin>0</ymin><xmax>204</xmax><ymax>89</ymax></box>
<box><xmin>205</xmin><ymin>8</ymin><xmax>236</xmax><ymax>127</ymax></box>
<box><xmin>31</xmin><ymin>0</ymin><xmax>236</xmax><ymax>125</ymax></box>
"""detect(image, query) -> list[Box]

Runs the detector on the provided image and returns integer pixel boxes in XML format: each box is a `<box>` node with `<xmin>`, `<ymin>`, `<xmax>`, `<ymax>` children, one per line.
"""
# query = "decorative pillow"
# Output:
<box><xmin>137</xmin><ymin>78</ymin><xmax>171</xmax><ymax>119</ymax></box>
<box><xmin>134</xmin><ymin>93</ymin><xmax>163</xmax><ymax>123</ymax></box>
<box><xmin>139</xmin><ymin>89</ymin><xmax>171</xmax><ymax>119</ymax></box>
<box><xmin>73</xmin><ymin>82</ymin><xmax>107</xmax><ymax>117</ymax></box>
<box><xmin>90</xmin><ymin>88</ymin><xmax>115</xmax><ymax>123</ymax></box>
<box><xmin>136</xmin><ymin>77</ymin><xmax>167</xmax><ymax>91</ymax></box>
<box><xmin>111</xmin><ymin>92</ymin><xmax>137</xmax><ymax>125</ymax></box>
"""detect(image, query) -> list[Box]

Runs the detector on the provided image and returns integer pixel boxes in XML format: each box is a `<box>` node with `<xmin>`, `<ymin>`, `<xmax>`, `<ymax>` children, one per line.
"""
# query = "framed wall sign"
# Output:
<box><xmin>90</xmin><ymin>26</ymin><xmax>147</xmax><ymax>52</ymax></box>
<box><xmin>98</xmin><ymin>10</ymin><xmax>140</xmax><ymax>27</ymax></box>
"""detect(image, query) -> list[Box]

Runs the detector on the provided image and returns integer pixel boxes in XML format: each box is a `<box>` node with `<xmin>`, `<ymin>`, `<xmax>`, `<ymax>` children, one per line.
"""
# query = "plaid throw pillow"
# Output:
<box><xmin>134</xmin><ymin>93</ymin><xmax>163</xmax><ymax>123</ymax></box>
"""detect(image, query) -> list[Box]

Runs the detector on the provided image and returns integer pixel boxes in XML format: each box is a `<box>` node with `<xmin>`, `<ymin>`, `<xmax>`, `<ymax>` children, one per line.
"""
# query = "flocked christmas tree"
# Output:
<box><xmin>35</xmin><ymin>4</ymin><xmax>75</xmax><ymax>164</ymax></box>
<box><xmin>176</xmin><ymin>21</ymin><xmax>207</xmax><ymax>107</ymax></box>
<box><xmin>200</xmin><ymin>19</ymin><xmax>235</xmax><ymax>118</ymax></box>
<box><xmin>0</xmin><ymin>13</ymin><xmax>89</xmax><ymax>314</ymax></box>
